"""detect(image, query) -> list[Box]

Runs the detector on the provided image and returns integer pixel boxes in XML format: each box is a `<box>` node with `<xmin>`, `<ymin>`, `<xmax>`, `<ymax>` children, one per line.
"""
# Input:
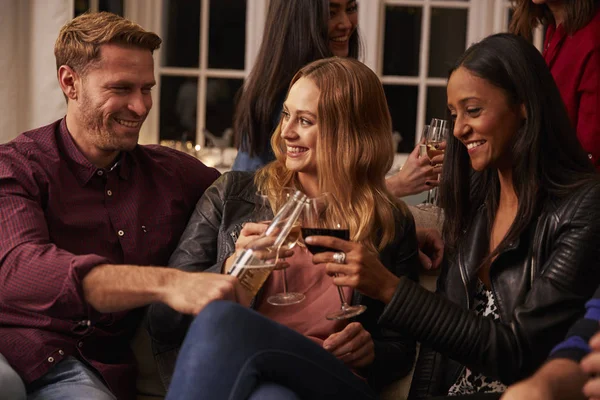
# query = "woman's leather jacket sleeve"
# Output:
<box><xmin>379</xmin><ymin>181</ymin><xmax>600</xmax><ymax>385</ymax></box>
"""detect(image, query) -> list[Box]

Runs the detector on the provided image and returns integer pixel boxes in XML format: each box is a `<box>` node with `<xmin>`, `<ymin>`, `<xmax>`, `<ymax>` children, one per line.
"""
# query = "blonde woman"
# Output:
<box><xmin>147</xmin><ymin>57</ymin><xmax>420</xmax><ymax>399</ymax></box>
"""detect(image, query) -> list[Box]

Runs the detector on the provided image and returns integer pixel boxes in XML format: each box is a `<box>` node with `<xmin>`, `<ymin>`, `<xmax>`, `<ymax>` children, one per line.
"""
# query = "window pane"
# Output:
<box><xmin>384</xmin><ymin>85</ymin><xmax>418</xmax><ymax>153</ymax></box>
<box><xmin>161</xmin><ymin>0</ymin><xmax>201</xmax><ymax>68</ymax></box>
<box><xmin>428</xmin><ymin>7</ymin><xmax>467</xmax><ymax>77</ymax></box>
<box><xmin>209</xmin><ymin>0</ymin><xmax>246</xmax><ymax>70</ymax></box>
<box><xmin>426</xmin><ymin>86</ymin><xmax>449</xmax><ymax>125</ymax></box>
<box><xmin>160</xmin><ymin>76</ymin><xmax>199</xmax><ymax>142</ymax></box>
<box><xmin>383</xmin><ymin>6</ymin><xmax>422</xmax><ymax>76</ymax></box>
<box><xmin>99</xmin><ymin>0</ymin><xmax>124</xmax><ymax>15</ymax></box>
<box><xmin>205</xmin><ymin>78</ymin><xmax>244</xmax><ymax>147</ymax></box>
<box><xmin>74</xmin><ymin>0</ymin><xmax>90</xmax><ymax>16</ymax></box>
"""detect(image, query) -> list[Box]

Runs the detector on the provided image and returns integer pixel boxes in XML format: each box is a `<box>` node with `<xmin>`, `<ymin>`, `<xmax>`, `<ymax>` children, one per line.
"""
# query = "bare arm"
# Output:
<box><xmin>83</xmin><ymin>264</ymin><xmax>243</xmax><ymax>315</ymax></box>
<box><xmin>385</xmin><ymin>141</ymin><xmax>443</xmax><ymax>198</ymax></box>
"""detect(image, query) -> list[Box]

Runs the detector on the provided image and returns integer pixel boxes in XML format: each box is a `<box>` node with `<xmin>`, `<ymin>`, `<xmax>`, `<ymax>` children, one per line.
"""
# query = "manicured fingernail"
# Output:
<box><xmin>305</xmin><ymin>237</ymin><xmax>314</xmax><ymax>243</ymax></box>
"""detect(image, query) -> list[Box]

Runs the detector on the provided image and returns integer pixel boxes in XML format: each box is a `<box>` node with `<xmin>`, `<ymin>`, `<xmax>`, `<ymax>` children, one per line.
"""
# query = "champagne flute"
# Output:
<box><xmin>265</xmin><ymin>187</ymin><xmax>305</xmax><ymax>306</ymax></box>
<box><xmin>230</xmin><ymin>190</ymin><xmax>306</xmax><ymax>300</ymax></box>
<box><xmin>302</xmin><ymin>193</ymin><xmax>366</xmax><ymax>320</ymax></box>
<box><xmin>415</xmin><ymin>125</ymin><xmax>434</xmax><ymax>210</ymax></box>
<box><xmin>426</xmin><ymin>118</ymin><xmax>449</xmax><ymax>207</ymax></box>
<box><xmin>416</xmin><ymin>119</ymin><xmax>448</xmax><ymax>210</ymax></box>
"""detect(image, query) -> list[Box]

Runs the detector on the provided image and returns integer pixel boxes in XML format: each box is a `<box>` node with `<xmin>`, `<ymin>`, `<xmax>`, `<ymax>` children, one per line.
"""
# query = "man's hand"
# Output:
<box><xmin>161</xmin><ymin>270</ymin><xmax>249</xmax><ymax>315</ymax></box>
<box><xmin>501</xmin><ymin>377</ymin><xmax>554</xmax><ymax>400</ymax></box>
<box><xmin>501</xmin><ymin>359</ymin><xmax>585</xmax><ymax>400</ymax></box>
<box><xmin>581</xmin><ymin>331</ymin><xmax>600</xmax><ymax>398</ymax></box>
<box><xmin>323</xmin><ymin>322</ymin><xmax>374</xmax><ymax>368</ymax></box>
<box><xmin>416</xmin><ymin>228</ymin><xmax>444</xmax><ymax>270</ymax></box>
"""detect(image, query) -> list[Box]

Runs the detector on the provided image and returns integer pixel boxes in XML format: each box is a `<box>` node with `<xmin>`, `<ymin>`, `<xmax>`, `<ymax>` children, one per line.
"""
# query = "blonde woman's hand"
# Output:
<box><xmin>323</xmin><ymin>322</ymin><xmax>374</xmax><ymax>368</ymax></box>
<box><xmin>385</xmin><ymin>140</ymin><xmax>444</xmax><ymax>198</ymax></box>
<box><xmin>223</xmin><ymin>222</ymin><xmax>293</xmax><ymax>273</ymax></box>
<box><xmin>306</xmin><ymin>236</ymin><xmax>400</xmax><ymax>304</ymax></box>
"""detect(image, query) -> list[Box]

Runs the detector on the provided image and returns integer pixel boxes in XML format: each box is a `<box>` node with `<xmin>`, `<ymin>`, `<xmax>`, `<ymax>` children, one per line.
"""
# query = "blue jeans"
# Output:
<box><xmin>0</xmin><ymin>353</ymin><xmax>26</xmax><ymax>400</ymax></box>
<box><xmin>165</xmin><ymin>301</ymin><xmax>377</xmax><ymax>400</ymax></box>
<box><xmin>26</xmin><ymin>357</ymin><xmax>115</xmax><ymax>400</ymax></box>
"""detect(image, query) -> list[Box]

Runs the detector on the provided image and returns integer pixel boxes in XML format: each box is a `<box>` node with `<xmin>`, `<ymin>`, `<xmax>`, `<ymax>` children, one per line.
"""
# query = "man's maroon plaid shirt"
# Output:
<box><xmin>0</xmin><ymin>118</ymin><xmax>220</xmax><ymax>399</ymax></box>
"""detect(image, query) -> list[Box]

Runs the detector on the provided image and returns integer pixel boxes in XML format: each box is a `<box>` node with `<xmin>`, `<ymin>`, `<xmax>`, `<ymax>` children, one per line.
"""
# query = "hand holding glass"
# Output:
<box><xmin>302</xmin><ymin>193</ymin><xmax>366</xmax><ymax>320</ymax></box>
<box><xmin>229</xmin><ymin>191</ymin><xmax>306</xmax><ymax>303</ymax></box>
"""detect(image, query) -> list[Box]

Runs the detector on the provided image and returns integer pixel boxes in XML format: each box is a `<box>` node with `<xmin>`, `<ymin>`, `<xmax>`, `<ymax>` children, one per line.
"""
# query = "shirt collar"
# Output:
<box><xmin>57</xmin><ymin>118</ymin><xmax>133</xmax><ymax>186</ymax></box>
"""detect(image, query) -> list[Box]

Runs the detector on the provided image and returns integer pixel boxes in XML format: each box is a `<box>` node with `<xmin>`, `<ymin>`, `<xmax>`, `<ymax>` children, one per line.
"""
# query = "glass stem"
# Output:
<box><xmin>281</xmin><ymin>268</ymin><xmax>288</xmax><ymax>295</ymax></box>
<box><xmin>334</xmin><ymin>273</ymin><xmax>348</xmax><ymax>308</ymax></box>
<box><xmin>274</xmin><ymin>242</ymin><xmax>289</xmax><ymax>295</ymax></box>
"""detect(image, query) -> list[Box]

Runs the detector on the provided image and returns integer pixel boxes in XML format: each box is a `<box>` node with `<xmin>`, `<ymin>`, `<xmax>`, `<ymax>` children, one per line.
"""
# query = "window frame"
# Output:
<box><xmin>360</xmin><ymin>0</ymin><xmax>477</xmax><ymax>149</ymax></box>
<box><xmin>125</xmin><ymin>0</ymin><xmax>268</xmax><ymax>146</ymax></box>
<box><xmin>125</xmin><ymin>0</ymin><xmax>541</xmax><ymax>152</ymax></box>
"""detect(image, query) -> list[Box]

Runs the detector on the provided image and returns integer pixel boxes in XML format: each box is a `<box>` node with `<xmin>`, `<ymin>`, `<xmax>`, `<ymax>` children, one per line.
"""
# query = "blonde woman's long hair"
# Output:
<box><xmin>255</xmin><ymin>57</ymin><xmax>405</xmax><ymax>252</ymax></box>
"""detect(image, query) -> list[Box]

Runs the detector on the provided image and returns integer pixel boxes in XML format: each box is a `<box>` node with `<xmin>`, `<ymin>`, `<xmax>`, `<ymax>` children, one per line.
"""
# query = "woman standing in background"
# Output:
<box><xmin>510</xmin><ymin>0</ymin><xmax>600</xmax><ymax>169</ymax></box>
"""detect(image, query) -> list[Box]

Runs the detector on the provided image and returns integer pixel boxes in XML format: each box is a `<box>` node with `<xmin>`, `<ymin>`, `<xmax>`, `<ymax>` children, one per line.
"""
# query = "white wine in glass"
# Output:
<box><xmin>230</xmin><ymin>191</ymin><xmax>307</xmax><ymax>302</ymax></box>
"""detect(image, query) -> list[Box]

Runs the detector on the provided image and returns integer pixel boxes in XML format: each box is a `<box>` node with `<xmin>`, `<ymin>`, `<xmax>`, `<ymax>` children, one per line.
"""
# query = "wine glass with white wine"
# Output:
<box><xmin>415</xmin><ymin>119</ymin><xmax>448</xmax><ymax>210</ymax></box>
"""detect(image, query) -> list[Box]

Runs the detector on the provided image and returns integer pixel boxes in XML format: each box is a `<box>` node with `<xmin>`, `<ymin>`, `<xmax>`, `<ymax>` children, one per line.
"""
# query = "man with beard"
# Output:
<box><xmin>0</xmin><ymin>12</ymin><xmax>242</xmax><ymax>400</ymax></box>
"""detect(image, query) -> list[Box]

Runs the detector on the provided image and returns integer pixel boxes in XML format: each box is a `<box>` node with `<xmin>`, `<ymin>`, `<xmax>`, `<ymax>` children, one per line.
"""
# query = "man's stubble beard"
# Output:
<box><xmin>78</xmin><ymin>90</ymin><xmax>137</xmax><ymax>153</ymax></box>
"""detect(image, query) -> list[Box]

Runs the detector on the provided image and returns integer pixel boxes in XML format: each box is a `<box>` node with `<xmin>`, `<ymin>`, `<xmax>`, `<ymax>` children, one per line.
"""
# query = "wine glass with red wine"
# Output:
<box><xmin>302</xmin><ymin>193</ymin><xmax>366</xmax><ymax>320</ymax></box>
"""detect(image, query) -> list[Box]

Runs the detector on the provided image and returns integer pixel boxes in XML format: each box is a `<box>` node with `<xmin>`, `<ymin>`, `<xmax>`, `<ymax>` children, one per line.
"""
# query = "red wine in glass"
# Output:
<box><xmin>301</xmin><ymin>228</ymin><xmax>350</xmax><ymax>254</ymax></box>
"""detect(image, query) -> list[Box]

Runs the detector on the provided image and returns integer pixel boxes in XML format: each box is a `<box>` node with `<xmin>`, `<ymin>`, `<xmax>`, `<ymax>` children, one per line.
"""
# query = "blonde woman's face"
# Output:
<box><xmin>280</xmin><ymin>77</ymin><xmax>320</xmax><ymax>180</ymax></box>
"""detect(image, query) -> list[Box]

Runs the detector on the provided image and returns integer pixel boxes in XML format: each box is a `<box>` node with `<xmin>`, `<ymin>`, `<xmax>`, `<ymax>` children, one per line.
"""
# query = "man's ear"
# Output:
<box><xmin>58</xmin><ymin>65</ymin><xmax>80</xmax><ymax>101</ymax></box>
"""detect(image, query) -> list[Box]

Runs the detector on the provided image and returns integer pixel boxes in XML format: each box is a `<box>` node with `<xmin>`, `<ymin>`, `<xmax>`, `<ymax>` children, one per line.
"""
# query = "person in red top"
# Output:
<box><xmin>510</xmin><ymin>0</ymin><xmax>600</xmax><ymax>169</ymax></box>
<box><xmin>0</xmin><ymin>12</ymin><xmax>244</xmax><ymax>400</ymax></box>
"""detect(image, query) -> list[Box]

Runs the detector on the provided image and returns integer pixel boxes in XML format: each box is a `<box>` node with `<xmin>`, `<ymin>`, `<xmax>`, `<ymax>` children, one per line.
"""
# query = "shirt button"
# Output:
<box><xmin>58</xmin><ymin>350</ymin><xmax>64</xmax><ymax>356</ymax></box>
<box><xmin>118</xmin><ymin>230</ymin><xmax>125</xmax><ymax>237</ymax></box>
<box><xmin>107</xmin><ymin>190</ymin><xmax>113</xmax><ymax>196</ymax></box>
<box><xmin>97</xmin><ymin>170</ymin><xmax>104</xmax><ymax>176</ymax></box>
<box><xmin>78</xmin><ymin>342</ymin><xmax>83</xmax><ymax>348</ymax></box>
<box><xmin>48</xmin><ymin>357</ymin><xmax>54</xmax><ymax>363</ymax></box>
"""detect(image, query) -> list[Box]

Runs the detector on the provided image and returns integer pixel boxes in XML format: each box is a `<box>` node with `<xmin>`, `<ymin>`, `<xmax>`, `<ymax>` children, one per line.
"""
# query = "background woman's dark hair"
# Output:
<box><xmin>510</xmin><ymin>0</ymin><xmax>599</xmax><ymax>41</ymax></box>
<box><xmin>439</xmin><ymin>33</ymin><xmax>596</xmax><ymax>258</ymax></box>
<box><xmin>233</xmin><ymin>0</ymin><xmax>361</xmax><ymax>156</ymax></box>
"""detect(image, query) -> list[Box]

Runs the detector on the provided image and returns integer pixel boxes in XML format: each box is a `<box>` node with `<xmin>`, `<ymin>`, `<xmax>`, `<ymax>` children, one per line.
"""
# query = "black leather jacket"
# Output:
<box><xmin>377</xmin><ymin>180</ymin><xmax>600</xmax><ymax>398</ymax></box>
<box><xmin>146</xmin><ymin>171</ymin><xmax>420</xmax><ymax>391</ymax></box>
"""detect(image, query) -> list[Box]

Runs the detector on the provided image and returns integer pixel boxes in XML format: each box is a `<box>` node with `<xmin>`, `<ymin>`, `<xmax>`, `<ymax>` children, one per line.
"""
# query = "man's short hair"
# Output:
<box><xmin>54</xmin><ymin>11</ymin><xmax>162</xmax><ymax>74</ymax></box>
